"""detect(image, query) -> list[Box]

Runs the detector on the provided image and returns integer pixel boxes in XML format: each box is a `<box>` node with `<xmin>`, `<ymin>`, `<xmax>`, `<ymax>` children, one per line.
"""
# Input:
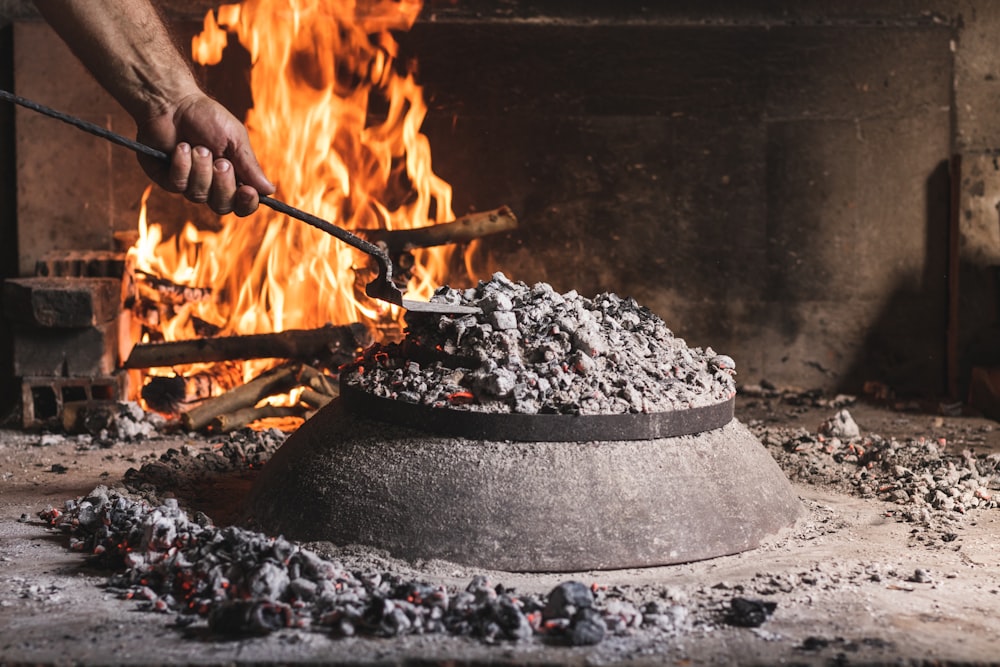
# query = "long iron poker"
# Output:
<box><xmin>0</xmin><ymin>88</ymin><xmax>479</xmax><ymax>315</ymax></box>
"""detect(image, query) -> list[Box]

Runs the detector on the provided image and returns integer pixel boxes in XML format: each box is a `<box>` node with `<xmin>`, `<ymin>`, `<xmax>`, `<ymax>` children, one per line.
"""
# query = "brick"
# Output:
<box><xmin>4</xmin><ymin>277</ymin><xmax>122</xmax><ymax>328</ymax></box>
<box><xmin>12</xmin><ymin>320</ymin><xmax>120</xmax><ymax>377</ymax></box>
<box><xmin>19</xmin><ymin>374</ymin><xmax>128</xmax><ymax>429</ymax></box>
<box><xmin>35</xmin><ymin>251</ymin><xmax>126</xmax><ymax>279</ymax></box>
<box><xmin>14</xmin><ymin>22</ymin><xmax>147</xmax><ymax>277</ymax></box>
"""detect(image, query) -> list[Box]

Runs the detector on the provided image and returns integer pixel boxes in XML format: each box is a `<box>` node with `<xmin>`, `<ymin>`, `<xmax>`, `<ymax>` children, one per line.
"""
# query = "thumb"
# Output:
<box><xmin>228</xmin><ymin>142</ymin><xmax>275</xmax><ymax>196</ymax></box>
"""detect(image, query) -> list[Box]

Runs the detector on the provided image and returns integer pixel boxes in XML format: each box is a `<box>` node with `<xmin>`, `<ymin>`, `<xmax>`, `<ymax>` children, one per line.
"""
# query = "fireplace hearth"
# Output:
<box><xmin>6</xmin><ymin>2</ymin><xmax>1000</xmax><ymax>665</ymax></box>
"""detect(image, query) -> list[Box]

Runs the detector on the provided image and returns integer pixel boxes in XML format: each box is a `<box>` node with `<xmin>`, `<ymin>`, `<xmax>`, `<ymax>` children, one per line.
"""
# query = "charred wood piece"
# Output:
<box><xmin>134</xmin><ymin>270</ymin><xmax>212</xmax><ymax>305</ymax></box>
<box><xmin>209</xmin><ymin>405</ymin><xmax>307</xmax><ymax>433</ymax></box>
<box><xmin>296</xmin><ymin>365</ymin><xmax>338</xmax><ymax>397</ymax></box>
<box><xmin>299</xmin><ymin>388</ymin><xmax>334</xmax><ymax>410</ymax></box>
<box><xmin>360</xmin><ymin>206</ymin><xmax>517</xmax><ymax>253</ymax></box>
<box><xmin>124</xmin><ymin>324</ymin><xmax>372</xmax><ymax>369</ymax></box>
<box><xmin>141</xmin><ymin>366</ymin><xmax>244</xmax><ymax>414</ymax></box>
<box><xmin>182</xmin><ymin>363</ymin><xmax>301</xmax><ymax>431</ymax></box>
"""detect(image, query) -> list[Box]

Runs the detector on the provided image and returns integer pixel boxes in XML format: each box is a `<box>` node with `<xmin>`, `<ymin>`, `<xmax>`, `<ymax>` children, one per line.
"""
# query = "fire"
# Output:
<box><xmin>127</xmin><ymin>0</ymin><xmax>459</xmax><ymax>407</ymax></box>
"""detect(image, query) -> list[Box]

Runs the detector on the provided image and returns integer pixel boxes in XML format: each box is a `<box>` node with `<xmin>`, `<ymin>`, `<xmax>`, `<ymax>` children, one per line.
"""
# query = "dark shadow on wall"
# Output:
<box><xmin>839</xmin><ymin>160</ymin><xmax>951</xmax><ymax>398</ymax></box>
<box><xmin>958</xmin><ymin>265</ymin><xmax>1000</xmax><ymax>387</ymax></box>
<box><xmin>0</xmin><ymin>25</ymin><xmax>17</xmax><ymax>419</ymax></box>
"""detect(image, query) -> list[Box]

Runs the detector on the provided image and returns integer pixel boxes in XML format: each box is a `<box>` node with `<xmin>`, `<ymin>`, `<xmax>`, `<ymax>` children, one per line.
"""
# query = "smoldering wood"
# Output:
<box><xmin>209</xmin><ymin>405</ymin><xmax>307</xmax><ymax>433</ymax></box>
<box><xmin>360</xmin><ymin>206</ymin><xmax>517</xmax><ymax>252</ymax></box>
<box><xmin>297</xmin><ymin>365</ymin><xmax>338</xmax><ymax>397</ymax></box>
<box><xmin>182</xmin><ymin>363</ymin><xmax>301</xmax><ymax>431</ymax></box>
<box><xmin>142</xmin><ymin>365</ymin><xmax>246</xmax><ymax>414</ymax></box>
<box><xmin>299</xmin><ymin>387</ymin><xmax>334</xmax><ymax>410</ymax></box>
<box><xmin>131</xmin><ymin>297</ymin><xmax>168</xmax><ymax>328</ymax></box>
<box><xmin>140</xmin><ymin>375</ymin><xmax>187</xmax><ymax>414</ymax></box>
<box><xmin>123</xmin><ymin>324</ymin><xmax>372</xmax><ymax>369</ymax></box>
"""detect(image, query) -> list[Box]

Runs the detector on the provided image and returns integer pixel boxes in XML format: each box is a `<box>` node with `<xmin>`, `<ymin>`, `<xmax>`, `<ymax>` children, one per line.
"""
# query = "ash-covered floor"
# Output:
<box><xmin>2</xmin><ymin>391</ymin><xmax>1000</xmax><ymax>666</ymax></box>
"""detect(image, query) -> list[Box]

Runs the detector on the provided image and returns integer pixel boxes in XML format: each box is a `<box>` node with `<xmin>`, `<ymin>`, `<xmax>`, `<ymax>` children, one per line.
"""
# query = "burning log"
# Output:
<box><xmin>297</xmin><ymin>365</ymin><xmax>338</xmax><ymax>410</ymax></box>
<box><xmin>124</xmin><ymin>324</ymin><xmax>371</xmax><ymax>369</ymax></box>
<box><xmin>209</xmin><ymin>405</ymin><xmax>307</xmax><ymax>433</ymax></box>
<box><xmin>134</xmin><ymin>271</ymin><xmax>212</xmax><ymax>305</ymax></box>
<box><xmin>299</xmin><ymin>388</ymin><xmax>334</xmax><ymax>410</ymax></box>
<box><xmin>141</xmin><ymin>365</ymin><xmax>244</xmax><ymax>414</ymax></box>
<box><xmin>182</xmin><ymin>363</ymin><xmax>301</xmax><ymax>431</ymax></box>
<box><xmin>297</xmin><ymin>364</ymin><xmax>338</xmax><ymax>397</ymax></box>
<box><xmin>360</xmin><ymin>206</ymin><xmax>517</xmax><ymax>253</ymax></box>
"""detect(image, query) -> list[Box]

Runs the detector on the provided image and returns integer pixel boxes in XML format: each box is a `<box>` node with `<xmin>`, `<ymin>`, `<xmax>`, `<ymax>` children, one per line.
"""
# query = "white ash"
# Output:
<box><xmin>819</xmin><ymin>409</ymin><xmax>860</xmax><ymax>440</ymax></box>
<box><xmin>344</xmin><ymin>273</ymin><xmax>736</xmax><ymax>415</ymax></box>
<box><xmin>107</xmin><ymin>402</ymin><xmax>165</xmax><ymax>442</ymax></box>
<box><xmin>52</xmin><ymin>401</ymin><xmax>167</xmax><ymax>449</ymax></box>
<box><xmin>35</xmin><ymin>433</ymin><xmax>66</xmax><ymax>447</ymax></box>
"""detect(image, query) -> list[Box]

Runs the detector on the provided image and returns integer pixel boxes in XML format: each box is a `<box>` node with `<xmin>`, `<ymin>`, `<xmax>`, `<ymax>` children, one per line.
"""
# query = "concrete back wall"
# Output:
<box><xmin>404</xmin><ymin>10</ymin><xmax>954</xmax><ymax>395</ymax></box>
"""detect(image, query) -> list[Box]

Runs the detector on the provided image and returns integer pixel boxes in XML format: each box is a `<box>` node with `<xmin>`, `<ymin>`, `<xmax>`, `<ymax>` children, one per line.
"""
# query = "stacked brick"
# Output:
<box><xmin>3</xmin><ymin>251</ymin><xmax>128</xmax><ymax>428</ymax></box>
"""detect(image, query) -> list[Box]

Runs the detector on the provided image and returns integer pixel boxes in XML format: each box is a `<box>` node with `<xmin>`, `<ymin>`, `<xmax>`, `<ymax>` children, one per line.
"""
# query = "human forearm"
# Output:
<box><xmin>33</xmin><ymin>0</ymin><xmax>273</xmax><ymax>215</ymax></box>
<box><xmin>32</xmin><ymin>0</ymin><xmax>200</xmax><ymax>122</ymax></box>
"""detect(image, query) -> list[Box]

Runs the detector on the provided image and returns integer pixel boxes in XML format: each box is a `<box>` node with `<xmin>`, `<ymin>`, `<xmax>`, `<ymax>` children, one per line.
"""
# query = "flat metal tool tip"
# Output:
<box><xmin>400</xmin><ymin>300</ymin><xmax>482</xmax><ymax>315</ymax></box>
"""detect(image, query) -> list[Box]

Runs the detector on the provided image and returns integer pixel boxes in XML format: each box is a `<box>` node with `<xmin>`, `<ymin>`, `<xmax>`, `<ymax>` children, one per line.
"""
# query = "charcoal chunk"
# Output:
<box><xmin>208</xmin><ymin>600</ymin><xmax>293</xmax><ymax>636</ymax></box>
<box><xmin>543</xmin><ymin>581</ymin><xmax>594</xmax><ymax>620</ymax></box>
<box><xmin>725</xmin><ymin>597</ymin><xmax>777</xmax><ymax>627</ymax></box>
<box><xmin>569</xmin><ymin>608</ymin><xmax>607</xmax><ymax>646</ymax></box>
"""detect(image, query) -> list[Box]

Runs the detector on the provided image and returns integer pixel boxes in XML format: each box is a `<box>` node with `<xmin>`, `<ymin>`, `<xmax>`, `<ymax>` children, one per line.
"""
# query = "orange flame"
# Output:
<box><xmin>191</xmin><ymin>8</ymin><xmax>228</xmax><ymax>65</ymax></box>
<box><xmin>127</xmin><ymin>0</ymin><xmax>457</xmax><ymax>398</ymax></box>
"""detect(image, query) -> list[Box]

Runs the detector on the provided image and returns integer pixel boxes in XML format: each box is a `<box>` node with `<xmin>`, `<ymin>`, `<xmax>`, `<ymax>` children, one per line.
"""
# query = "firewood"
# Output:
<box><xmin>134</xmin><ymin>271</ymin><xmax>212</xmax><ymax>305</ymax></box>
<box><xmin>297</xmin><ymin>365</ymin><xmax>338</xmax><ymax>396</ymax></box>
<box><xmin>360</xmin><ymin>206</ymin><xmax>517</xmax><ymax>252</ymax></box>
<box><xmin>182</xmin><ymin>363</ymin><xmax>300</xmax><ymax>431</ymax></box>
<box><xmin>299</xmin><ymin>387</ymin><xmax>334</xmax><ymax>409</ymax></box>
<box><xmin>209</xmin><ymin>404</ymin><xmax>307</xmax><ymax>433</ymax></box>
<box><xmin>124</xmin><ymin>324</ymin><xmax>372</xmax><ymax>369</ymax></box>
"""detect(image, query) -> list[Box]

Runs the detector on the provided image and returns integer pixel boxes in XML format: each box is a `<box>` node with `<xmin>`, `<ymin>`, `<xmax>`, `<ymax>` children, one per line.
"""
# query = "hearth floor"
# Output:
<box><xmin>1</xmin><ymin>395</ymin><xmax>999</xmax><ymax>666</ymax></box>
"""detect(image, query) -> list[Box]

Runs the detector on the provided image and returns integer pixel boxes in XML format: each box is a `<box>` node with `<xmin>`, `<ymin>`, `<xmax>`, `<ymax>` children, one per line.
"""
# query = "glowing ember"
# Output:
<box><xmin>127</xmin><ymin>0</ymin><xmax>462</xmax><ymax>408</ymax></box>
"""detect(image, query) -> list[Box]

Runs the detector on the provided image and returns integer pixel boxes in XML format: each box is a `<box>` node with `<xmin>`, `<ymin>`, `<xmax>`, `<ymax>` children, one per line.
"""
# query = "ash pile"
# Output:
<box><xmin>39</xmin><ymin>487</ymin><xmax>664</xmax><ymax>645</ymax></box>
<box><xmin>345</xmin><ymin>273</ymin><xmax>736</xmax><ymax>415</ymax></box>
<box><xmin>749</xmin><ymin>401</ymin><xmax>1000</xmax><ymax>543</ymax></box>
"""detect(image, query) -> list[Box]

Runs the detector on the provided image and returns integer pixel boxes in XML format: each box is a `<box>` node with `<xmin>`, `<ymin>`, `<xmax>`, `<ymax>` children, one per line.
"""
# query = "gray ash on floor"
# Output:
<box><xmin>343</xmin><ymin>273</ymin><xmax>736</xmax><ymax>415</ymax></box>
<box><xmin>121</xmin><ymin>428</ymin><xmax>286</xmax><ymax>505</ymax></box>
<box><xmin>748</xmin><ymin>402</ymin><xmax>1000</xmax><ymax>542</ymax></box>
<box><xmin>33</xmin><ymin>399</ymin><xmax>981</xmax><ymax>654</ymax></box>
<box><xmin>38</xmin><ymin>485</ymin><xmax>665</xmax><ymax>645</ymax></box>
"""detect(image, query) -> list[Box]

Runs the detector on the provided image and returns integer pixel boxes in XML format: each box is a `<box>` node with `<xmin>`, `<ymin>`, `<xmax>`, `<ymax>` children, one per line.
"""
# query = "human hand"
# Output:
<box><xmin>135</xmin><ymin>92</ymin><xmax>275</xmax><ymax>216</ymax></box>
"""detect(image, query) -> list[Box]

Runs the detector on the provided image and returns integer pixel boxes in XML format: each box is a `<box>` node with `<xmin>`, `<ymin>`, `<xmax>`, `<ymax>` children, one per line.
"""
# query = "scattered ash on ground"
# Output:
<box><xmin>30</xmin><ymin>382</ymin><xmax>1000</xmax><ymax>653</ymax></box>
<box><xmin>743</xmin><ymin>387</ymin><xmax>1000</xmax><ymax>546</ymax></box>
<box><xmin>344</xmin><ymin>273</ymin><xmax>736</xmax><ymax>415</ymax></box>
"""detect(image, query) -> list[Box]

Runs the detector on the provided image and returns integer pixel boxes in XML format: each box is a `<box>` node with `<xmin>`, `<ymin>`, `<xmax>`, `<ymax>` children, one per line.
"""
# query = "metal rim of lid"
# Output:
<box><xmin>339</xmin><ymin>381</ymin><xmax>734</xmax><ymax>442</ymax></box>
